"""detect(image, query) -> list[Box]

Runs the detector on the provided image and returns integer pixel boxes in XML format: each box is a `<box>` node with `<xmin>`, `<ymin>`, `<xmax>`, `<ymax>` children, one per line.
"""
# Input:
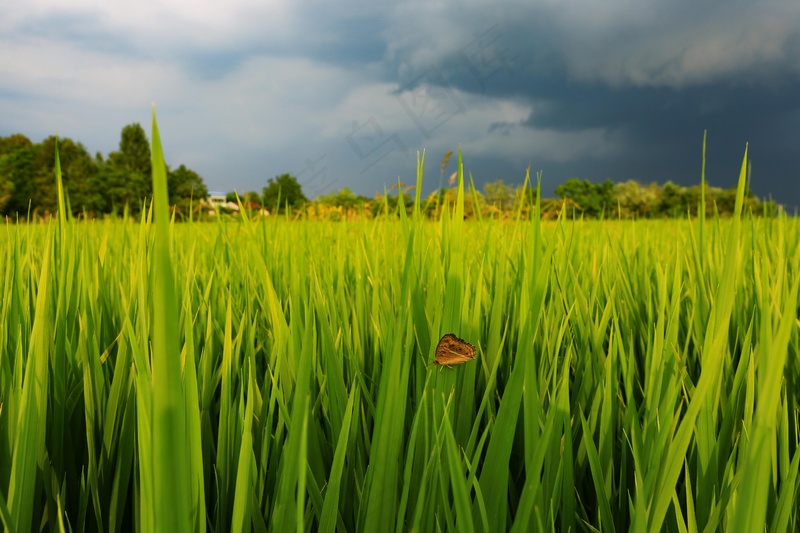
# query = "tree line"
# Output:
<box><xmin>292</xmin><ymin>177</ymin><xmax>778</xmax><ymax>221</ymax></box>
<box><xmin>0</xmin><ymin>124</ymin><xmax>207</xmax><ymax>220</ymax></box>
<box><xmin>551</xmin><ymin>177</ymin><xmax>776</xmax><ymax>219</ymax></box>
<box><xmin>1</xmin><ymin>129</ymin><xmax>779</xmax><ymax>221</ymax></box>
<box><xmin>195</xmin><ymin>167</ymin><xmax>780</xmax><ymax>221</ymax></box>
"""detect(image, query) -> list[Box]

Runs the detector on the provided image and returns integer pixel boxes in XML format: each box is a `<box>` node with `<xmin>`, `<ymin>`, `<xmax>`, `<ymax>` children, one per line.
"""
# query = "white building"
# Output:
<box><xmin>204</xmin><ymin>191</ymin><xmax>240</xmax><ymax>214</ymax></box>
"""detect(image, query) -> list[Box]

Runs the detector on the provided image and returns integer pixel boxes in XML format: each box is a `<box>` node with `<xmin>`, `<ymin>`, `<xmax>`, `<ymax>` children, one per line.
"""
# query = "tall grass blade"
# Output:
<box><xmin>149</xmin><ymin>107</ymin><xmax>192</xmax><ymax>531</ymax></box>
<box><xmin>6</xmin><ymin>229</ymin><xmax>52</xmax><ymax>533</ymax></box>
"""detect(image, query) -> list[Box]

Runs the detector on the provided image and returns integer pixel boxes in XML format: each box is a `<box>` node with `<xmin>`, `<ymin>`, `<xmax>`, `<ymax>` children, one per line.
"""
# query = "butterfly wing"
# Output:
<box><xmin>434</xmin><ymin>334</ymin><xmax>476</xmax><ymax>367</ymax></box>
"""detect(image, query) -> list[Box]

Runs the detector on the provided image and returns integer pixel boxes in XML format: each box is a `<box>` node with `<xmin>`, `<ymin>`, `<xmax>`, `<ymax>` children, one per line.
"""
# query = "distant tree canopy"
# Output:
<box><xmin>0</xmin><ymin>170</ymin><xmax>11</xmax><ymax>214</ymax></box>
<box><xmin>0</xmin><ymin>124</ymin><xmax>208</xmax><ymax>219</ymax></box>
<box><xmin>0</xmin><ymin>134</ymin><xmax>36</xmax><ymax>215</ymax></box>
<box><xmin>101</xmin><ymin>123</ymin><xmax>153</xmax><ymax>215</ymax></box>
<box><xmin>222</xmin><ymin>191</ymin><xmax>262</xmax><ymax>205</ymax></box>
<box><xmin>0</xmin><ymin>128</ymin><xmax>780</xmax><ymax>222</ymax></box>
<box><xmin>168</xmin><ymin>165</ymin><xmax>208</xmax><ymax>218</ymax></box>
<box><xmin>262</xmin><ymin>173</ymin><xmax>307</xmax><ymax>213</ymax></box>
<box><xmin>34</xmin><ymin>136</ymin><xmax>98</xmax><ymax>214</ymax></box>
<box><xmin>243</xmin><ymin>191</ymin><xmax>263</xmax><ymax>206</ymax></box>
<box><xmin>302</xmin><ymin>188</ymin><xmax>372</xmax><ymax>221</ymax></box>
<box><xmin>555</xmin><ymin>178</ymin><xmax>616</xmax><ymax>218</ymax></box>
<box><xmin>317</xmin><ymin>188</ymin><xmax>370</xmax><ymax>209</ymax></box>
<box><xmin>484</xmin><ymin>179</ymin><xmax>515</xmax><ymax>210</ymax></box>
<box><xmin>481</xmin><ymin>179</ymin><xmax>538</xmax><ymax>215</ymax></box>
<box><xmin>113</xmin><ymin>124</ymin><xmax>152</xmax><ymax>178</ymax></box>
<box><xmin>553</xmin><ymin>178</ymin><xmax>771</xmax><ymax>219</ymax></box>
<box><xmin>372</xmin><ymin>183</ymin><xmax>415</xmax><ymax>217</ymax></box>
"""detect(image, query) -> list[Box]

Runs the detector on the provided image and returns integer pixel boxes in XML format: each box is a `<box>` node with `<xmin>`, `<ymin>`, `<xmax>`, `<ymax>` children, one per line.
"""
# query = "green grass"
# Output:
<box><xmin>0</xmin><ymin>121</ymin><xmax>798</xmax><ymax>531</ymax></box>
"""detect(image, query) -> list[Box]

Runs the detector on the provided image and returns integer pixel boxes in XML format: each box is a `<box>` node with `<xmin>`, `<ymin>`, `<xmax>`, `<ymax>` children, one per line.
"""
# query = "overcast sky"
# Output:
<box><xmin>2</xmin><ymin>0</ymin><xmax>798</xmax><ymax>207</ymax></box>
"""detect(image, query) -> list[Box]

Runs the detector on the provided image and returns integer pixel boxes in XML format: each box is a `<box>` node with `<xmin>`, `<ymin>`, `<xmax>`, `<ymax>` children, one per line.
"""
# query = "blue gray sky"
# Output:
<box><xmin>2</xmin><ymin>0</ymin><xmax>799</xmax><ymax>207</ymax></box>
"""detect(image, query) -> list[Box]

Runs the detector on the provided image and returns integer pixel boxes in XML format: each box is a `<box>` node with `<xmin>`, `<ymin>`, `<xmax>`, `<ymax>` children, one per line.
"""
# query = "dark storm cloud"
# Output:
<box><xmin>378</xmin><ymin>0</ymin><xmax>800</xmax><ymax>207</ymax></box>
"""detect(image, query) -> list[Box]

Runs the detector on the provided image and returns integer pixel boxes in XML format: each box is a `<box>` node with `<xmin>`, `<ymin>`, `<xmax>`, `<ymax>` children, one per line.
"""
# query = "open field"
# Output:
<box><xmin>1</xmin><ymin>123</ymin><xmax>799</xmax><ymax>531</ymax></box>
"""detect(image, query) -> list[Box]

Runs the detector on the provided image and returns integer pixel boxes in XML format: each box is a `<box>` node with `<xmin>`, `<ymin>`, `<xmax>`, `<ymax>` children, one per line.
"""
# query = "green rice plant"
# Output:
<box><xmin>147</xmin><ymin>108</ymin><xmax>195</xmax><ymax>532</ymax></box>
<box><xmin>5</xmin><ymin>222</ymin><xmax>52</xmax><ymax>533</ymax></box>
<box><xmin>0</xmin><ymin>122</ymin><xmax>798</xmax><ymax>532</ymax></box>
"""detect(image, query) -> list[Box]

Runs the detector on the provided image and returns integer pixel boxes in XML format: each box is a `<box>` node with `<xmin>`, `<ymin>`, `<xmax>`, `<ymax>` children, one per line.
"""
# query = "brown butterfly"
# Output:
<box><xmin>432</xmin><ymin>333</ymin><xmax>477</xmax><ymax>369</ymax></box>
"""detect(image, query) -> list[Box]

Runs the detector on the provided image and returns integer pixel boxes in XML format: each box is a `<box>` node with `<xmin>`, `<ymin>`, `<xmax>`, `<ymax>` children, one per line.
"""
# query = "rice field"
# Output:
<box><xmin>1</xmin><ymin>115</ymin><xmax>799</xmax><ymax>532</ymax></box>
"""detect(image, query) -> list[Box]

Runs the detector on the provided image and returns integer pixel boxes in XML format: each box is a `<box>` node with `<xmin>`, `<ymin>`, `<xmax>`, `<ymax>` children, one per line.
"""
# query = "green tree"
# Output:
<box><xmin>713</xmin><ymin>187</ymin><xmax>737</xmax><ymax>215</ymax></box>
<box><xmin>484</xmin><ymin>179</ymin><xmax>514</xmax><ymax>210</ymax></box>
<box><xmin>614</xmin><ymin>180</ymin><xmax>662</xmax><ymax>219</ymax></box>
<box><xmin>317</xmin><ymin>188</ymin><xmax>369</xmax><ymax>209</ymax></box>
<box><xmin>555</xmin><ymin>178</ymin><xmax>615</xmax><ymax>218</ymax></box>
<box><xmin>229</xmin><ymin>191</ymin><xmax>266</xmax><ymax>218</ymax></box>
<box><xmin>0</xmin><ymin>168</ymin><xmax>11</xmax><ymax>214</ymax></box>
<box><xmin>88</xmin><ymin>166</ymin><xmax>137</xmax><ymax>215</ymax></box>
<box><xmin>0</xmin><ymin>133</ymin><xmax>34</xmax><ymax>155</ymax></box>
<box><xmin>244</xmin><ymin>191</ymin><xmax>263</xmax><ymax>206</ymax></box>
<box><xmin>112</xmin><ymin>123</ymin><xmax>151</xmax><ymax>177</ymax></box>
<box><xmin>225</xmin><ymin>191</ymin><xmax>263</xmax><ymax>205</ymax></box>
<box><xmin>0</xmin><ymin>134</ymin><xmax>36</xmax><ymax>217</ymax></box>
<box><xmin>103</xmin><ymin>123</ymin><xmax>152</xmax><ymax>214</ymax></box>
<box><xmin>262</xmin><ymin>173</ymin><xmax>307</xmax><ymax>213</ymax></box>
<box><xmin>32</xmin><ymin>136</ymin><xmax>97</xmax><ymax>216</ymax></box>
<box><xmin>168</xmin><ymin>165</ymin><xmax>208</xmax><ymax>219</ymax></box>
<box><xmin>657</xmin><ymin>181</ymin><xmax>686</xmax><ymax>217</ymax></box>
